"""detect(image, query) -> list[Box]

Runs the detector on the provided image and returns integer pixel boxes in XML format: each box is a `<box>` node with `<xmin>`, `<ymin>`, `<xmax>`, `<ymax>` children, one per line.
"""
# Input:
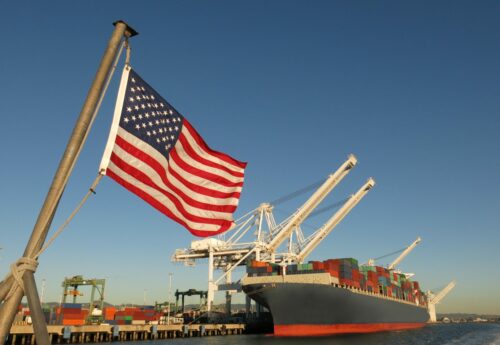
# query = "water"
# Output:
<box><xmin>100</xmin><ymin>323</ymin><xmax>500</xmax><ymax>345</ymax></box>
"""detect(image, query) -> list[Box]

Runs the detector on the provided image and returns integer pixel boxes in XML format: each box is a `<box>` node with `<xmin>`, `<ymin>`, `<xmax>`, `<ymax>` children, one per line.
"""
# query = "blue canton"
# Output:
<box><xmin>120</xmin><ymin>69</ymin><xmax>184</xmax><ymax>158</ymax></box>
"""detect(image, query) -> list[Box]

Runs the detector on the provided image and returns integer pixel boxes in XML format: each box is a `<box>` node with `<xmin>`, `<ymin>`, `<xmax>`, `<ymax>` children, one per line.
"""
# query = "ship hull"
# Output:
<box><xmin>243</xmin><ymin>282</ymin><xmax>429</xmax><ymax>336</ymax></box>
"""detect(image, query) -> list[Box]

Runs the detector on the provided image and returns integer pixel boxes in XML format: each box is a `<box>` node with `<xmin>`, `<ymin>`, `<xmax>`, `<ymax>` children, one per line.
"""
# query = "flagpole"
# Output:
<box><xmin>0</xmin><ymin>20</ymin><xmax>138</xmax><ymax>343</ymax></box>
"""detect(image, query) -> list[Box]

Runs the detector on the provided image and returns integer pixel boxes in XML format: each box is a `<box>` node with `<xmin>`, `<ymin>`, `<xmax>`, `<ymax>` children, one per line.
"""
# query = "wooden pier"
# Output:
<box><xmin>7</xmin><ymin>323</ymin><xmax>245</xmax><ymax>344</ymax></box>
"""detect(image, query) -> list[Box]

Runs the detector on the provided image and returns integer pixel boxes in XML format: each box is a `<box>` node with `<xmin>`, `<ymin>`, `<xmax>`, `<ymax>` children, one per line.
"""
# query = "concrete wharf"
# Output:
<box><xmin>7</xmin><ymin>323</ymin><xmax>245</xmax><ymax>344</ymax></box>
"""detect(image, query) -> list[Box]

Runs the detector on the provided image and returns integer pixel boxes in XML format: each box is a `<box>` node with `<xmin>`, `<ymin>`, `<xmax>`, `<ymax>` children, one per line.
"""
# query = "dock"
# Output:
<box><xmin>7</xmin><ymin>323</ymin><xmax>245</xmax><ymax>344</ymax></box>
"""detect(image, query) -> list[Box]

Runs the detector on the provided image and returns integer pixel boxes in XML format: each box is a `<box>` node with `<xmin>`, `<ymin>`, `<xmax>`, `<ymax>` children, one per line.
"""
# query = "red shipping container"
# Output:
<box><xmin>124</xmin><ymin>307</ymin><xmax>139</xmax><ymax>313</ymax></box>
<box><xmin>329</xmin><ymin>269</ymin><xmax>339</xmax><ymax>278</ymax></box>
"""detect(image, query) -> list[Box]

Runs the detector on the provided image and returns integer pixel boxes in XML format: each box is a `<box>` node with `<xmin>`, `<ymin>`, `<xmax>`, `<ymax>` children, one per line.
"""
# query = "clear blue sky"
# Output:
<box><xmin>1</xmin><ymin>1</ymin><xmax>499</xmax><ymax>314</ymax></box>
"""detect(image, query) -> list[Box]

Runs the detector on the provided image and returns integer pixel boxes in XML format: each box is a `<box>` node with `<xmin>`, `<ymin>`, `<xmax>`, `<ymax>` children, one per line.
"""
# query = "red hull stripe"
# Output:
<box><xmin>274</xmin><ymin>323</ymin><xmax>426</xmax><ymax>337</ymax></box>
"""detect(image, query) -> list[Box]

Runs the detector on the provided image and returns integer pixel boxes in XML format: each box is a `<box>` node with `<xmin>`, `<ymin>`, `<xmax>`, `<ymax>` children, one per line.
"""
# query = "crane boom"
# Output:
<box><xmin>388</xmin><ymin>237</ymin><xmax>422</xmax><ymax>270</ymax></box>
<box><xmin>428</xmin><ymin>280</ymin><xmax>456</xmax><ymax>322</ymax></box>
<box><xmin>430</xmin><ymin>280</ymin><xmax>456</xmax><ymax>305</ymax></box>
<box><xmin>267</xmin><ymin>155</ymin><xmax>358</xmax><ymax>253</ymax></box>
<box><xmin>296</xmin><ymin>178</ymin><xmax>375</xmax><ymax>263</ymax></box>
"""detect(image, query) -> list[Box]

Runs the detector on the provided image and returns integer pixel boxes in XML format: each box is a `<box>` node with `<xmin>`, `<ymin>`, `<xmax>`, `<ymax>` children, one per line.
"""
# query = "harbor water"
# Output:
<box><xmin>92</xmin><ymin>323</ymin><xmax>500</xmax><ymax>345</ymax></box>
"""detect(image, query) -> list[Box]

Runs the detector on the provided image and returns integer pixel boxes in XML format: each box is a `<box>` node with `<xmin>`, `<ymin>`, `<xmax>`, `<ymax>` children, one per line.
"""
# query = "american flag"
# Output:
<box><xmin>100</xmin><ymin>67</ymin><xmax>246</xmax><ymax>237</ymax></box>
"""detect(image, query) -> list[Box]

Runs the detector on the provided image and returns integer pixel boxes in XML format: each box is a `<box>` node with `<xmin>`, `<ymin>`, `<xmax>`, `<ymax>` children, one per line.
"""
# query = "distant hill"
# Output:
<box><xmin>438</xmin><ymin>313</ymin><xmax>500</xmax><ymax>319</ymax></box>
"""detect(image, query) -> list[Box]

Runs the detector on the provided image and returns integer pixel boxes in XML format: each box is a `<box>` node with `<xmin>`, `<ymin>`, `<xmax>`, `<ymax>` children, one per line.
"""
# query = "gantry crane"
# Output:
<box><xmin>266</xmin><ymin>155</ymin><xmax>357</xmax><ymax>254</ymax></box>
<box><xmin>172</xmin><ymin>154</ymin><xmax>373</xmax><ymax>313</ymax></box>
<box><xmin>61</xmin><ymin>276</ymin><xmax>106</xmax><ymax>324</ymax></box>
<box><xmin>366</xmin><ymin>237</ymin><xmax>421</xmax><ymax>269</ymax></box>
<box><xmin>427</xmin><ymin>280</ymin><xmax>456</xmax><ymax>322</ymax></box>
<box><xmin>293</xmin><ymin>178</ymin><xmax>375</xmax><ymax>263</ymax></box>
<box><xmin>388</xmin><ymin>237</ymin><xmax>422</xmax><ymax>270</ymax></box>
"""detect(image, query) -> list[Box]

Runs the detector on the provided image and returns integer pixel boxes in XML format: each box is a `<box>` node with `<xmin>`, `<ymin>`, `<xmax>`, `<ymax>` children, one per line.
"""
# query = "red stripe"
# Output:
<box><xmin>110</xmin><ymin>152</ymin><xmax>232</xmax><ymax>223</ymax></box>
<box><xmin>178</xmin><ymin>132</ymin><xmax>244</xmax><ymax>178</ymax></box>
<box><xmin>183</xmin><ymin>120</ymin><xmax>247</xmax><ymax>169</ymax></box>
<box><xmin>107</xmin><ymin>169</ymin><xmax>232</xmax><ymax>237</ymax></box>
<box><xmin>114</xmin><ymin>136</ymin><xmax>237</xmax><ymax>213</ymax></box>
<box><xmin>167</xmin><ymin>163</ymin><xmax>242</xmax><ymax>199</ymax></box>
<box><xmin>170</xmin><ymin>147</ymin><xmax>244</xmax><ymax>188</ymax></box>
<box><xmin>274</xmin><ymin>323</ymin><xmax>426</xmax><ymax>337</ymax></box>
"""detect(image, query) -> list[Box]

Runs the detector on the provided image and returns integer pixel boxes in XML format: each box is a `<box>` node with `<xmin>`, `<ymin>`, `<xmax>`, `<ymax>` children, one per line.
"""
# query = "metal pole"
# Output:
<box><xmin>23</xmin><ymin>275</ymin><xmax>49</xmax><ymax>345</ymax></box>
<box><xmin>0</xmin><ymin>20</ymin><xmax>137</xmax><ymax>342</ymax></box>
<box><xmin>167</xmin><ymin>273</ymin><xmax>172</xmax><ymax>325</ymax></box>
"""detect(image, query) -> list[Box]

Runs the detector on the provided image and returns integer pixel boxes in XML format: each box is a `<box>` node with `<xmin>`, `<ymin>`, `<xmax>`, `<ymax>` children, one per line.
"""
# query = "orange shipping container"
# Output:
<box><xmin>62</xmin><ymin>319</ymin><xmax>85</xmax><ymax>326</ymax></box>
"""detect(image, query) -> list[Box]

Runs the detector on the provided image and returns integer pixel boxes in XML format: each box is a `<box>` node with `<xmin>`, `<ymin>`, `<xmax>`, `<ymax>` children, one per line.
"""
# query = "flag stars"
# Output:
<box><xmin>148</xmin><ymin>121</ymin><xmax>153</xmax><ymax>127</ymax></box>
<box><xmin>152</xmin><ymin>130</ymin><xmax>157</xmax><ymax>135</ymax></box>
<box><xmin>142</xmin><ymin>123</ymin><xmax>147</xmax><ymax>128</ymax></box>
<box><xmin>129</xmin><ymin>97</ymin><xmax>135</xmax><ymax>102</ymax></box>
<box><xmin>131</xmin><ymin>115</ymin><xmax>136</xmax><ymax>121</ymax></box>
<box><xmin>145</xmin><ymin>112</ymin><xmax>150</xmax><ymax>118</ymax></box>
<box><xmin>134</xmin><ymin>105</ymin><xmax>139</xmax><ymax>111</ymax></box>
<box><xmin>135</xmin><ymin>124</ymin><xmax>140</xmax><ymax>130</ymax></box>
<box><xmin>138</xmin><ymin>114</ymin><xmax>143</xmax><ymax>120</ymax></box>
<box><xmin>160</xmin><ymin>102</ymin><xmax>164</xmax><ymax>108</ymax></box>
<box><xmin>146</xmin><ymin>131</ymin><xmax>151</xmax><ymax>136</ymax></box>
<box><xmin>136</xmin><ymin>95</ymin><xmax>141</xmax><ymax>101</ymax></box>
<box><xmin>124</xmin><ymin>117</ymin><xmax>129</xmax><ymax>123</ymax></box>
<box><xmin>141</xmin><ymin>104</ymin><xmax>146</xmax><ymax>109</ymax></box>
<box><xmin>131</xmin><ymin>78</ymin><xmax>136</xmax><ymax>83</ymax></box>
<box><xmin>170</xmin><ymin>135</ymin><xmax>175</xmax><ymax>140</ymax></box>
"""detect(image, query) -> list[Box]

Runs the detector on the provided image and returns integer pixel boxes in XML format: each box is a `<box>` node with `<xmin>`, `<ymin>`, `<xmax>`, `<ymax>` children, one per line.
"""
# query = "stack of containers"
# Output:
<box><xmin>310</xmin><ymin>261</ymin><xmax>325</xmax><ymax>271</ymax></box>
<box><xmin>245</xmin><ymin>257</ymin><xmax>428</xmax><ymax>306</ymax></box>
<box><xmin>297</xmin><ymin>263</ymin><xmax>313</xmax><ymax>272</ymax></box>
<box><xmin>138</xmin><ymin>306</ymin><xmax>158</xmax><ymax>324</ymax></box>
<box><xmin>359</xmin><ymin>265</ymin><xmax>377</xmax><ymax>292</ymax></box>
<box><xmin>103</xmin><ymin>307</ymin><xmax>116</xmax><ymax>324</ymax></box>
<box><xmin>323</xmin><ymin>259</ymin><xmax>339</xmax><ymax>278</ymax></box>
<box><xmin>247</xmin><ymin>260</ymin><xmax>281</xmax><ymax>276</ymax></box>
<box><xmin>115</xmin><ymin>308</ymin><xmax>136</xmax><ymax>325</ymax></box>
<box><xmin>58</xmin><ymin>303</ymin><xmax>87</xmax><ymax>325</ymax></box>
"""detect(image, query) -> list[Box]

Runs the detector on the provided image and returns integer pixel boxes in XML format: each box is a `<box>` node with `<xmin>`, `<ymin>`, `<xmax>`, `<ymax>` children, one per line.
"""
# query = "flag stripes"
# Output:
<box><xmin>100</xmin><ymin>67</ymin><xmax>246</xmax><ymax>236</ymax></box>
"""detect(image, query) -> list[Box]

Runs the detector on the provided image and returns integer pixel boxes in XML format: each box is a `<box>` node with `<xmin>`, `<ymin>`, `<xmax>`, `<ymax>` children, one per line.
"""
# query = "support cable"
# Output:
<box><xmin>2</xmin><ymin>39</ymin><xmax>127</xmax><ymax>302</ymax></box>
<box><xmin>270</xmin><ymin>179</ymin><xmax>324</xmax><ymax>206</ymax></box>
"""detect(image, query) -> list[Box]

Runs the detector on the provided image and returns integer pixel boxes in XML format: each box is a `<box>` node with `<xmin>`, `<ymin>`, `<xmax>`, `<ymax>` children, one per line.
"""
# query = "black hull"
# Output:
<box><xmin>243</xmin><ymin>281</ymin><xmax>430</xmax><ymax>336</ymax></box>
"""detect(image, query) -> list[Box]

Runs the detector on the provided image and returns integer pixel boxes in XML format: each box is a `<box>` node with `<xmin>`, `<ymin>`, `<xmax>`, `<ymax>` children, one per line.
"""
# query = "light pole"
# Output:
<box><xmin>40</xmin><ymin>279</ymin><xmax>46</xmax><ymax>306</ymax></box>
<box><xmin>167</xmin><ymin>273</ymin><xmax>173</xmax><ymax>324</ymax></box>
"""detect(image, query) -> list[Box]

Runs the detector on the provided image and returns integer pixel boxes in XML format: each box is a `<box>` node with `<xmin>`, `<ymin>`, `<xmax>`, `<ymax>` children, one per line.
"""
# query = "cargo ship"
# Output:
<box><xmin>241</xmin><ymin>258</ymin><xmax>430</xmax><ymax>336</ymax></box>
